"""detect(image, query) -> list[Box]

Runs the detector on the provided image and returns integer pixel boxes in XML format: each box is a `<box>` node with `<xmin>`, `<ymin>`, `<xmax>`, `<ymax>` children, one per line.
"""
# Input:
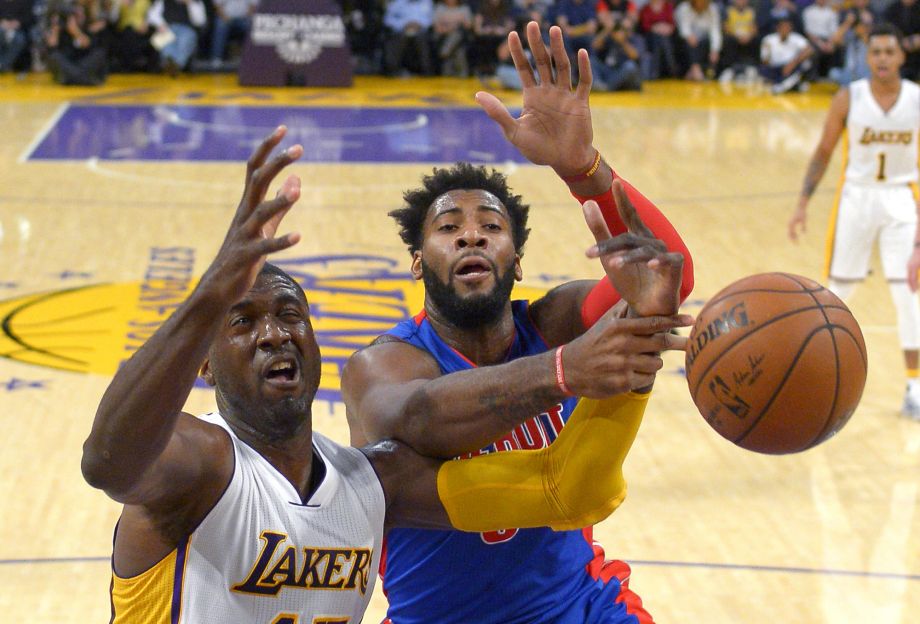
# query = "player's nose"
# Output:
<box><xmin>455</xmin><ymin>227</ymin><xmax>487</xmax><ymax>249</ymax></box>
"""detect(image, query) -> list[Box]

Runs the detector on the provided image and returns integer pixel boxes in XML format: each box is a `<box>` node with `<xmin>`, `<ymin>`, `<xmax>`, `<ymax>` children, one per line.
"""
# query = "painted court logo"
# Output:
<box><xmin>0</xmin><ymin>251</ymin><xmax>545</xmax><ymax>406</ymax></box>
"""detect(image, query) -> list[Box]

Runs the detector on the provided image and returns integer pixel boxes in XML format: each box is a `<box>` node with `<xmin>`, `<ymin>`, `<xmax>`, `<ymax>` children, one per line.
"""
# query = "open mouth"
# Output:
<box><xmin>454</xmin><ymin>256</ymin><xmax>493</xmax><ymax>282</ymax></box>
<box><xmin>262</xmin><ymin>357</ymin><xmax>301</xmax><ymax>388</ymax></box>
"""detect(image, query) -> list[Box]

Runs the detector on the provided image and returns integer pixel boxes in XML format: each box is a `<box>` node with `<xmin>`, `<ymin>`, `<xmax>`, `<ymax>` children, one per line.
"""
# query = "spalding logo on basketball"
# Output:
<box><xmin>685</xmin><ymin>272</ymin><xmax>868</xmax><ymax>454</ymax></box>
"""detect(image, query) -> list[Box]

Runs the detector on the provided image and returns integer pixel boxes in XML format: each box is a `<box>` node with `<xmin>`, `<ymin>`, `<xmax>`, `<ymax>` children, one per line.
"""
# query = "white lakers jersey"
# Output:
<box><xmin>110</xmin><ymin>414</ymin><xmax>386</xmax><ymax>624</ymax></box>
<box><xmin>845</xmin><ymin>79</ymin><xmax>920</xmax><ymax>185</ymax></box>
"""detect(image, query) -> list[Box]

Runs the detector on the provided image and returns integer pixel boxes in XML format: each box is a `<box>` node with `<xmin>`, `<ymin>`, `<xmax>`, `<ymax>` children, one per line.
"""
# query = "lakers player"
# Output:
<box><xmin>81</xmin><ymin>127</ymin><xmax>690</xmax><ymax>623</ymax></box>
<box><xmin>790</xmin><ymin>22</ymin><xmax>920</xmax><ymax>421</ymax></box>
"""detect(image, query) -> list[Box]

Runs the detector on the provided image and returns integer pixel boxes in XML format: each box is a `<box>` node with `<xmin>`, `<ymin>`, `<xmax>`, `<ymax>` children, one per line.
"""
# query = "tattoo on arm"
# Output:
<box><xmin>801</xmin><ymin>157</ymin><xmax>828</xmax><ymax>198</ymax></box>
<box><xmin>477</xmin><ymin>387</ymin><xmax>562</xmax><ymax>431</ymax></box>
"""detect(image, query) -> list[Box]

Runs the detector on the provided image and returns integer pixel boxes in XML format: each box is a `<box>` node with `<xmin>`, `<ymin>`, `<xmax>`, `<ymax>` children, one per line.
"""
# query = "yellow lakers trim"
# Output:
<box><xmin>110</xmin><ymin>540</ymin><xmax>190</xmax><ymax>624</ymax></box>
<box><xmin>231</xmin><ymin>531</ymin><xmax>373</xmax><ymax>597</ymax></box>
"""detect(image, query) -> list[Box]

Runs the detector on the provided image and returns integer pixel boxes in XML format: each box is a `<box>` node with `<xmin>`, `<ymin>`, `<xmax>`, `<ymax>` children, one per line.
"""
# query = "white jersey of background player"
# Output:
<box><xmin>790</xmin><ymin>22</ymin><xmax>920</xmax><ymax>421</ymax></box>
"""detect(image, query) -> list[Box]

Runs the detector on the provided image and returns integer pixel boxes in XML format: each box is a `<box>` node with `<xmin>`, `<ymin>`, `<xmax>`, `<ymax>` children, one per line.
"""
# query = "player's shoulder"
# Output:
<box><xmin>342</xmin><ymin>333</ymin><xmax>441</xmax><ymax>387</ymax></box>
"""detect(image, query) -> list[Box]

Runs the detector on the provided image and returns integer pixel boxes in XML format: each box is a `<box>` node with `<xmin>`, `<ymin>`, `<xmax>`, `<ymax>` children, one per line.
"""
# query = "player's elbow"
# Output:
<box><xmin>549</xmin><ymin>462</ymin><xmax>628</xmax><ymax>530</ymax></box>
<box><xmin>81</xmin><ymin>439</ymin><xmax>115</xmax><ymax>491</ymax></box>
<box><xmin>81</xmin><ymin>437</ymin><xmax>136</xmax><ymax>497</ymax></box>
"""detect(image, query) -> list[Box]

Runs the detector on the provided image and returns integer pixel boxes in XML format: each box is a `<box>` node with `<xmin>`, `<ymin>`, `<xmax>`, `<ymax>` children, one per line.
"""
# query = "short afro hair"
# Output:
<box><xmin>389</xmin><ymin>163</ymin><xmax>531</xmax><ymax>255</ymax></box>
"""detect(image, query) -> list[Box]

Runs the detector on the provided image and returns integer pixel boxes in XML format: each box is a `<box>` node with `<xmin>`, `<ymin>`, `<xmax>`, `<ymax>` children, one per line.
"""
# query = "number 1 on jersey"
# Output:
<box><xmin>877</xmin><ymin>152</ymin><xmax>887</xmax><ymax>181</ymax></box>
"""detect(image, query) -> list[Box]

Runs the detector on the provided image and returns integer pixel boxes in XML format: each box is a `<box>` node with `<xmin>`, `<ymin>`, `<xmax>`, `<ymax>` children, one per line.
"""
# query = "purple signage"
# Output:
<box><xmin>238</xmin><ymin>0</ymin><xmax>353</xmax><ymax>87</ymax></box>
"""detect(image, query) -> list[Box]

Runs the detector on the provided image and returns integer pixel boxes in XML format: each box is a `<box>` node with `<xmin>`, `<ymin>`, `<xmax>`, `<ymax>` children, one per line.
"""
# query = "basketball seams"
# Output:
<box><xmin>787</xmin><ymin>272</ymin><xmax>870</xmax><ymax>449</ymax></box>
<box><xmin>733</xmin><ymin>322</ymin><xmax>832</xmax><ymax>446</ymax></box>
<box><xmin>795</xmin><ymin>279</ymin><xmax>842</xmax><ymax>452</ymax></box>
<box><xmin>704</xmin><ymin>286</ymin><xmax>824</xmax><ymax>308</ymax></box>
<box><xmin>689</xmin><ymin>303</ymin><xmax>828</xmax><ymax>398</ymax></box>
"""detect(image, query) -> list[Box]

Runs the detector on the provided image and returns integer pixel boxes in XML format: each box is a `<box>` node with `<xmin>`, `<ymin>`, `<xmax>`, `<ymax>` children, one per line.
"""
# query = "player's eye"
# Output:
<box><xmin>230</xmin><ymin>316</ymin><xmax>250</xmax><ymax>327</ymax></box>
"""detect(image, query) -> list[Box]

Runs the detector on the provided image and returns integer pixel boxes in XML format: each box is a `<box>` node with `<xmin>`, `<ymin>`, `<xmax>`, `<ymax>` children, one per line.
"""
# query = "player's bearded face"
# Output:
<box><xmin>421</xmin><ymin>257</ymin><xmax>516</xmax><ymax>328</ymax></box>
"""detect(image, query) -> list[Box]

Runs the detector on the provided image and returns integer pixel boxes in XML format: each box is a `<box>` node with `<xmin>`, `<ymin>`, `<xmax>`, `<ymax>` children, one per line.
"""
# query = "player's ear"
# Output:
<box><xmin>411</xmin><ymin>251</ymin><xmax>423</xmax><ymax>281</ymax></box>
<box><xmin>200</xmin><ymin>359</ymin><xmax>216</xmax><ymax>387</ymax></box>
<box><xmin>514</xmin><ymin>254</ymin><xmax>523</xmax><ymax>281</ymax></box>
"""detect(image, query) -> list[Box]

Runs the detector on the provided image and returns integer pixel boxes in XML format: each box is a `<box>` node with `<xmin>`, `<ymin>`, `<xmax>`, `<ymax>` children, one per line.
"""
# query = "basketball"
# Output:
<box><xmin>685</xmin><ymin>273</ymin><xmax>868</xmax><ymax>454</ymax></box>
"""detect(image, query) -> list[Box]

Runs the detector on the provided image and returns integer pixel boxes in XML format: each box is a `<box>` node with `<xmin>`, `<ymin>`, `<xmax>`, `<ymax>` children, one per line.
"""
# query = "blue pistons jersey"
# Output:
<box><xmin>380</xmin><ymin>301</ymin><xmax>652</xmax><ymax>624</ymax></box>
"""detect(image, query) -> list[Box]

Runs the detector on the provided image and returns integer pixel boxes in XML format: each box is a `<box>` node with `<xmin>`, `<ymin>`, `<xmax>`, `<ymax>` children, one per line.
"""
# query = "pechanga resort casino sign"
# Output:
<box><xmin>238</xmin><ymin>0</ymin><xmax>353</xmax><ymax>87</ymax></box>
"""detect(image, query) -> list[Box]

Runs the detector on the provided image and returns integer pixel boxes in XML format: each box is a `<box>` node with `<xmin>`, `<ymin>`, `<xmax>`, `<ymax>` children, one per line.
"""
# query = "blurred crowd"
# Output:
<box><xmin>0</xmin><ymin>0</ymin><xmax>911</xmax><ymax>93</ymax></box>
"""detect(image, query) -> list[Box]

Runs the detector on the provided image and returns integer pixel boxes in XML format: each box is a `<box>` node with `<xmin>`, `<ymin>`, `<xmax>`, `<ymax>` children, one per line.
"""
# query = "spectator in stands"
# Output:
<box><xmin>802</xmin><ymin>0</ymin><xmax>840</xmax><ymax>78</ymax></box>
<box><xmin>433</xmin><ymin>0</ymin><xmax>471</xmax><ymax>76</ymax></box>
<box><xmin>719</xmin><ymin>0</ymin><xmax>759</xmax><ymax>82</ymax></box>
<box><xmin>828</xmin><ymin>5</ymin><xmax>872</xmax><ymax>85</ymax></box>
<box><xmin>383</xmin><ymin>0</ymin><xmax>434</xmax><ymax>75</ymax></box>
<box><xmin>639</xmin><ymin>0</ymin><xmax>677</xmax><ymax>78</ymax></box>
<box><xmin>674</xmin><ymin>0</ymin><xmax>721</xmax><ymax>80</ymax></box>
<box><xmin>512</xmin><ymin>0</ymin><xmax>552</xmax><ymax>29</ymax></box>
<box><xmin>760</xmin><ymin>11</ymin><xmax>812</xmax><ymax>93</ymax></box>
<box><xmin>470</xmin><ymin>0</ymin><xmax>513</xmax><ymax>75</ymax></box>
<box><xmin>208</xmin><ymin>0</ymin><xmax>256</xmax><ymax>69</ymax></box>
<box><xmin>591</xmin><ymin>11</ymin><xmax>644</xmax><ymax>89</ymax></box>
<box><xmin>555</xmin><ymin>0</ymin><xmax>598</xmax><ymax>59</ymax></box>
<box><xmin>147</xmin><ymin>0</ymin><xmax>207</xmax><ymax>75</ymax></box>
<box><xmin>341</xmin><ymin>0</ymin><xmax>385</xmax><ymax>74</ymax></box>
<box><xmin>0</xmin><ymin>0</ymin><xmax>33</xmax><ymax>72</ymax></box>
<box><xmin>110</xmin><ymin>0</ymin><xmax>158</xmax><ymax>72</ymax></box>
<box><xmin>45</xmin><ymin>0</ymin><xmax>107</xmax><ymax>84</ymax></box>
<box><xmin>597</xmin><ymin>0</ymin><xmax>637</xmax><ymax>31</ymax></box>
<box><xmin>883</xmin><ymin>0</ymin><xmax>920</xmax><ymax>79</ymax></box>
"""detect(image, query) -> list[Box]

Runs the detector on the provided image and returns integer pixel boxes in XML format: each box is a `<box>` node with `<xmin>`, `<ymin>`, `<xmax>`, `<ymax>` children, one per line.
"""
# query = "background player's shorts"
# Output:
<box><xmin>827</xmin><ymin>182</ymin><xmax>918</xmax><ymax>281</ymax></box>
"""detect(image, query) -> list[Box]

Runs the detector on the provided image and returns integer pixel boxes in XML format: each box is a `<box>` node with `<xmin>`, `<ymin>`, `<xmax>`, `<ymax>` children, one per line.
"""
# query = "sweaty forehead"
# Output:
<box><xmin>249</xmin><ymin>272</ymin><xmax>309</xmax><ymax>305</ymax></box>
<box><xmin>427</xmin><ymin>189</ymin><xmax>509</xmax><ymax>221</ymax></box>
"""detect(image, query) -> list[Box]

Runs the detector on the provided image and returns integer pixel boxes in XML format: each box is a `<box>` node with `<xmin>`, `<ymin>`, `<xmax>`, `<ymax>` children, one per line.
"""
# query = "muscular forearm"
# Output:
<box><xmin>438</xmin><ymin>393</ymin><xmax>648</xmax><ymax>531</ymax></box>
<box><xmin>81</xmin><ymin>285</ymin><xmax>224</xmax><ymax>494</ymax></box>
<box><xmin>394</xmin><ymin>351</ymin><xmax>568</xmax><ymax>458</ymax></box>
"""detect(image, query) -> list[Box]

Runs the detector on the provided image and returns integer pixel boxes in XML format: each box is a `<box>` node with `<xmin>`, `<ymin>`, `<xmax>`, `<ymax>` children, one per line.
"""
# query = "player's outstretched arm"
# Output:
<box><xmin>343</xmin><ymin>309</ymin><xmax>688</xmax><ymax>457</ymax></box>
<box><xmin>81</xmin><ymin>127</ymin><xmax>303</xmax><ymax>507</ymax></box>
<box><xmin>791</xmin><ymin>88</ymin><xmax>849</xmax><ymax>242</ymax></box>
<box><xmin>367</xmin><ymin>374</ymin><xmax>678</xmax><ymax>532</ymax></box>
<box><xmin>477</xmin><ymin>21</ymin><xmax>693</xmax><ymax>340</ymax></box>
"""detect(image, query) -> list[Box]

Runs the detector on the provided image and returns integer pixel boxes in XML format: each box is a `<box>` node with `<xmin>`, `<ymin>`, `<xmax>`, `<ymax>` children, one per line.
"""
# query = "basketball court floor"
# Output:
<box><xmin>0</xmin><ymin>72</ymin><xmax>917</xmax><ymax>622</ymax></box>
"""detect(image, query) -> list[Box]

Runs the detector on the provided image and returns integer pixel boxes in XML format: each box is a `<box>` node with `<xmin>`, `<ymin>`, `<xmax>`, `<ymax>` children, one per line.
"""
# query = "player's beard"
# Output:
<box><xmin>421</xmin><ymin>258</ymin><xmax>516</xmax><ymax>329</ymax></box>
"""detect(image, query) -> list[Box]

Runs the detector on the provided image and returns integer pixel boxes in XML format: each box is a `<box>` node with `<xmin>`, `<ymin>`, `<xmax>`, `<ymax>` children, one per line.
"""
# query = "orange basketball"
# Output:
<box><xmin>685</xmin><ymin>273</ymin><xmax>868</xmax><ymax>454</ymax></box>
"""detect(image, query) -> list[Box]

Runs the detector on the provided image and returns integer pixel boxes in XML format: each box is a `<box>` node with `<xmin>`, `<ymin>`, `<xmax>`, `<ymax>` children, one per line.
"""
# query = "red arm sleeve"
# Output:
<box><xmin>574</xmin><ymin>171</ymin><xmax>695</xmax><ymax>328</ymax></box>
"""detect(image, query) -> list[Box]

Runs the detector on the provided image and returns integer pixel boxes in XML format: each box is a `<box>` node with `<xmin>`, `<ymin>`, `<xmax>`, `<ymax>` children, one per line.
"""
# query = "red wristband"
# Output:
<box><xmin>554</xmin><ymin>346</ymin><xmax>574</xmax><ymax>396</ymax></box>
<box><xmin>560</xmin><ymin>150</ymin><xmax>602</xmax><ymax>183</ymax></box>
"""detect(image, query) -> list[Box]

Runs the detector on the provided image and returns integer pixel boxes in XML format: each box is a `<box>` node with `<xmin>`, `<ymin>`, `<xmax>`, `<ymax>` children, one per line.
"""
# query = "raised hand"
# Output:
<box><xmin>474</xmin><ymin>21</ymin><xmax>596</xmax><ymax>178</ymax></box>
<box><xmin>583</xmin><ymin>181</ymin><xmax>684</xmax><ymax>317</ymax></box>
<box><xmin>200</xmin><ymin>126</ymin><xmax>303</xmax><ymax>304</ymax></box>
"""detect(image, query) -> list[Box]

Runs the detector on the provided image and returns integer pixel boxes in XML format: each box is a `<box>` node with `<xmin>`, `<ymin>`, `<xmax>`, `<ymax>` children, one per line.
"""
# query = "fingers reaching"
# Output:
<box><xmin>246</xmin><ymin>143</ymin><xmax>303</xmax><ymax>210</ymax></box>
<box><xmin>246</xmin><ymin>125</ymin><xmax>286</xmax><ymax>184</ymax></box>
<box><xmin>507</xmin><ymin>29</ymin><xmax>537</xmax><ymax>90</ymax></box>
<box><xmin>526</xmin><ymin>21</ymin><xmax>554</xmax><ymax>86</ymax></box>
<box><xmin>548</xmin><ymin>25</ymin><xmax>572</xmax><ymax>91</ymax></box>
<box><xmin>474</xmin><ymin>91</ymin><xmax>516</xmax><ymax>139</ymax></box>
<box><xmin>581</xmin><ymin>200</ymin><xmax>613</xmax><ymax>245</ymax></box>
<box><xmin>574</xmin><ymin>48</ymin><xmax>592</xmax><ymax>100</ymax></box>
<box><xmin>612</xmin><ymin>180</ymin><xmax>654</xmax><ymax>237</ymax></box>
